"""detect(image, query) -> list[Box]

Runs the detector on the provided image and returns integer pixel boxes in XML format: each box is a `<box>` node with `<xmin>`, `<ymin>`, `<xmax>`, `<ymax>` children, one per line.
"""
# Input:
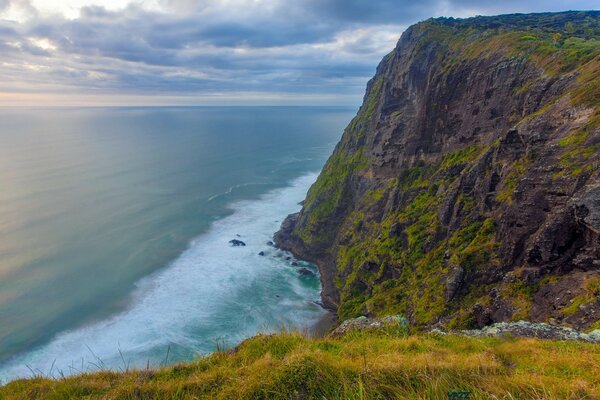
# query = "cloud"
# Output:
<box><xmin>0</xmin><ymin>0</ymin><xmax>598</xmax><ymax>105</ymax></box>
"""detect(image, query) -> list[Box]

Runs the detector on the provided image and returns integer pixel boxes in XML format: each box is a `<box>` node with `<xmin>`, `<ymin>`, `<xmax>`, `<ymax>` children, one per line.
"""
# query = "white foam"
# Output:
<box><xmin>0</xmin><ymin>173</ymin><xmax>325</xmax><ymax>382</ymax></box>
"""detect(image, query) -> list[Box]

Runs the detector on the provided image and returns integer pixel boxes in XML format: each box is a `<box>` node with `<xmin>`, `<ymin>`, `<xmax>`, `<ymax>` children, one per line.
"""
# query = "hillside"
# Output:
<box><xmin>2</xmin><ymin>327</ymin><xmax>600</xmax><ymax>399</ymax></box>
<box><xmin>276</xmin><ymin>10</ymin><xmax>600</xmax><ymax>330</ymax></box>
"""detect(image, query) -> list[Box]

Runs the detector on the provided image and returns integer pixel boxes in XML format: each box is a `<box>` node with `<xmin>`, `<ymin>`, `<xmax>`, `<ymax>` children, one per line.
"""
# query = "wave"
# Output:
<box><xmin>206</xmin><ymin>182</ymin><xmax>271</xmax><ymax>202</ymax></box>
<box><xmin>0</xmin><ymin>173</ymin><xmax>324</xmax><ymax>383</ymax></box>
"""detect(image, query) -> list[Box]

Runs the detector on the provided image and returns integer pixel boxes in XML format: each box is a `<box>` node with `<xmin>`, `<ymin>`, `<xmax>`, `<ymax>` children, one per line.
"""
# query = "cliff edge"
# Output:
<box><xmin>276</xmin><ymin>11</ymin><xmax>600</xmax><ymax>330</ymax></box>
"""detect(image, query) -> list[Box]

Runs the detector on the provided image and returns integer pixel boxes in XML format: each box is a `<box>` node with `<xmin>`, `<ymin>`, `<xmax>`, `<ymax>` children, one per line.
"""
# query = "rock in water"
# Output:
<box><xmin>298</xmin><ymin>268</ymin><xmax>315</xmax><ymax>277</ymax></box>
<box><xmin>229</xmin><ymin>239</ymin><xmax>246</xmax><ymax>246</ymax></box>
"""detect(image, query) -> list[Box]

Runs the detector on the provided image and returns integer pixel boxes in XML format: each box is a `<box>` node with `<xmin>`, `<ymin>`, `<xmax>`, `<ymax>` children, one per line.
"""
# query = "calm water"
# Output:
<box><xmin>0</xmin><ymin>106</ymin><xmax>354</xmax><ymax>381</ymax></box>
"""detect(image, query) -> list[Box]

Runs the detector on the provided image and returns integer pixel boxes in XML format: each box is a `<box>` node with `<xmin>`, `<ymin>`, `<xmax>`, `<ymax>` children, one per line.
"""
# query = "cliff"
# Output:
<box><xmin>276</xmin><ymin>11</ymin><xmax>600</xmax><ymax>330</ymax></box>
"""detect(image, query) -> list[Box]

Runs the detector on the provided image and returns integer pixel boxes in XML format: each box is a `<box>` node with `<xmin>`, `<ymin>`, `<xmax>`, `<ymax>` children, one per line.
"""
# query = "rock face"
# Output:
<box><xmin>276</xmin><ymin>11</ymin><xmax>600</xmax><ymax>330</ymax></box>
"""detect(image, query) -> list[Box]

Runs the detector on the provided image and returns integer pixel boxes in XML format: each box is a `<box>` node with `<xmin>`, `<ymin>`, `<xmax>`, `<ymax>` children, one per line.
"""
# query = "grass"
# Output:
<box><xmin>562</xmin><ymin>276</ymin><xmax>600</xmax><ymax>317</ymax></box>
<box><xmin>2</xmin><ymin>329</ymin><xmax>599</xmax><ymax>399</ymax></box>
<box><xmin>496</xmin><ymin>157</ymin><xmax>532</xmax><ymax>204</ymax></box>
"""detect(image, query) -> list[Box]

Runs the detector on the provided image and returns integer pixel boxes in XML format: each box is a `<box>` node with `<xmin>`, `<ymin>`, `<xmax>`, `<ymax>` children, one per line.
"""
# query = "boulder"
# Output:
<box><xmin>460</xmin><ymin>321</ymin><xmax>600</xmax><ymax>343</ymax></box>
<box><xmin>330</xmin><ymin>316</ymin><xmax>409</xmax><ymax>337</ymax></box>
<box><xmin>298</xmin><ymin>268</ymin><xmax>315</xmax><ymax>277</ymax></box>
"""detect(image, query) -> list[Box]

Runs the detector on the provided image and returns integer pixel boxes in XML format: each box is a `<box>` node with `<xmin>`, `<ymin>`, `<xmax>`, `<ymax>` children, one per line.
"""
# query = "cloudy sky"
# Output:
<box><xmin>0</xmin><ymin>0</ymin><xmax>598</xmax><ymax>106</ymax></box>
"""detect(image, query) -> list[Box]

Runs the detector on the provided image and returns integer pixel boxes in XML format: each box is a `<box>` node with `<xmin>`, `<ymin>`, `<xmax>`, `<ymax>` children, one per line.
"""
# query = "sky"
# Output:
<box><xmin>0</xmin><ymin>0</ymin><xmax>598</xmax><ymax>106</ymax></box>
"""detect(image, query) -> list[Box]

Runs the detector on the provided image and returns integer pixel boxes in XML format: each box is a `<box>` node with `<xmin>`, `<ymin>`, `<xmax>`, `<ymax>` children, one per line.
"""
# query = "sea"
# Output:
<box><xmin>0</xmin><ymin>106</ymin><xmax>355</xmax><ymax>382</ymax></box>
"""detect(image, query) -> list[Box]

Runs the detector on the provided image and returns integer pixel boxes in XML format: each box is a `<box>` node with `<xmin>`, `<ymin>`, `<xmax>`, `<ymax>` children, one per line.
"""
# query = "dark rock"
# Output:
<box><xmin>266</xmin><ymin>241</ymin><xmax>274</xmax><ymax>247</ymax></box>
<box><xmin>298</xmin><ymin>268</ymin><xmax>315</xmax><ymax>277</ymax></box>
<box><xmin>445</xmin><ymin>267</ymin><xmax>464</xmax><ymax>301</ymax></box>
<box><xmin>360</xmin><ymin>261</ymin><xmax>379</xmax><ymax>273</ymax></box>
<box><xmin>472</xmin><ymin>303</ymin><xmax>493</xmax><ymax>328</ymax></box>
<box><xmin>229</xmin><ymin>239</ymin><xmax>246</xmax><ymax>247</ymax></box>
<box><xmin>291</xmin><ymin>261</ymin><xmax>299</xmax><ymax>266</ymax></box>
<box><xmin>258</xmin><ymin>251</ymin><xmax>265</xmax><ymax>256</ymax></box>
<box><xmin>573</xmin><ymin>185</ymin><xmax>600</xmax><ymax>233</ymax></box>
<box><xmin>273</xmin><ymin>212</ymin><xmax>299</xmax><ymax>247</ymax></box>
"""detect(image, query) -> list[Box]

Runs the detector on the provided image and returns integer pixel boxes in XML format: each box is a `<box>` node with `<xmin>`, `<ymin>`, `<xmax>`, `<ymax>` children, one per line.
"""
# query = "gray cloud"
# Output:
<box><xmin>0</xmin><ymin>0</ymin><xmax>598</xmax><ymax>105</ymax></box>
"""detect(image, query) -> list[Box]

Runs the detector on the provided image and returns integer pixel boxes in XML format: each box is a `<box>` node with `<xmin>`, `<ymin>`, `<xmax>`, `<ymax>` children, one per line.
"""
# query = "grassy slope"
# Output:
<box><xmin>2</xmin><ymin>329</ymin><xmax>599</xmax><ymax>399</ymax></box>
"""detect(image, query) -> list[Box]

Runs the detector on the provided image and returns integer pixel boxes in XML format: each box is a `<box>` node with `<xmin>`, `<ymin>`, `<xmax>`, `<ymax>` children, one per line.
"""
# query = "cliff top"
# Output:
<box><xmin>2</xmin><ymin>328</ymin><xmax>600</xmax><ymax>398</ymax></box>
<box><xmin>424</xmin><ymin>10</ymin><xmax>600</xmax><ymax>33</ymax></box>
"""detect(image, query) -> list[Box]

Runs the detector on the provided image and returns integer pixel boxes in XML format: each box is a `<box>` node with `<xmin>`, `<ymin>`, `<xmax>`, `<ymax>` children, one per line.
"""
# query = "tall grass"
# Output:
<box><xmin>1</xmin><ymin>330</ymin><xmax>598</xmax><ymax>399</ymax></box>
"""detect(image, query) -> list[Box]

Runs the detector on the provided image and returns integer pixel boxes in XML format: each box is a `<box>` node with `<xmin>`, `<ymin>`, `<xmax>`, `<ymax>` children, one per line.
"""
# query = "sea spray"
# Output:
<box><xmin>0</xmin><ymin>173</ymin><xmax>326</xmax><ymax>382</ymax></box>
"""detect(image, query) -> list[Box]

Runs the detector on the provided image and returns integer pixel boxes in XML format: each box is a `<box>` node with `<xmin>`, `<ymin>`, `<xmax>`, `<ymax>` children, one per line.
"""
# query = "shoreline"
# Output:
<box><xmin>310</xmin><ymin>310</ymin><xmax>338</xmax><ymax>337</ymax></box>
<box><xmin>0</xmin><ymin>173</ymin><xmax>325</xmax><ymax>383</ymax></box>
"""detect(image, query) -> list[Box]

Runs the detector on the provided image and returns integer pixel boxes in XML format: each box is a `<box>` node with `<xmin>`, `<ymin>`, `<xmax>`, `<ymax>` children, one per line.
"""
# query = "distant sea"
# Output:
<box><xmin>0</xmin><ymin>106</ymin><xmax>354</xmax><ymax>382</ymax></box>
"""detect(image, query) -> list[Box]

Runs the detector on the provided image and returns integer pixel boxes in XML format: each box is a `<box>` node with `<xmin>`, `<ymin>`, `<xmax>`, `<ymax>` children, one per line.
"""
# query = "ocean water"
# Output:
<box><xmin>0</xmin><ymin>106</ymin><xmax>354</xmax><ymax>382</ymax></box>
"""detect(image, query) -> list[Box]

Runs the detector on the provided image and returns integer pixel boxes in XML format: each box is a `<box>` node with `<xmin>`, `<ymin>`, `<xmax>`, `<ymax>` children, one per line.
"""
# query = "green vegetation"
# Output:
<box><xmin>417</xmin><ymin>12</ymin><xmax>600</xmax><ymax>76</ymax></box>
<box><xmin>297</xmin><ymin>147</ymin><xmax>368</xmax><ymax>247</ymax></box>
<box><xmin>363</xmin><ymin>78</ymin><xmax>384</xmax><ymax>120</ymax></box>
<box><xmin>300</xmin><ymin>12</ymin><xmax>600</xmax><ymax>328</ymax></box>
<box><xmin>2</xmin><ymin>330</ymin><xmax>599</xmax><ymax>399</ymax></box>
<box><xmin>555</xmin><ymin>127</ymin><xmax>597</xmax><ymax>177</ymax></box>
<box><xmin>325</xmin><ymin>146</ymin><xmax>501</xmax><ymax>325</ymax></box>
<box><xmin>293</xmin><ymin>11</ymin><xmax>600</xmax><ymax>330</ymax></box>
<box><xmin>562</xmin><ymin>276</ymin><xmax>600</xmax><ymax>316</ymax></box>
<box><xmin>496</xmin><ymin>157</ymin><xmax>532</xmax><ymax>204</ymax></box>
<box><xmin>439</xmin><ymin>145</ymin><xmax>482</xmax><ymax>170</ymax></box>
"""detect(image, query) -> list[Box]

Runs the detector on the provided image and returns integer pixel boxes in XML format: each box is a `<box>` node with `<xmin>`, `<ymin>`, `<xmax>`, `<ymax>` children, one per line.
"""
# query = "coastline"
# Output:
<box><xmin>273</xmin><ymin>211</ymin><xmax>339</xmax><ymax>337</ymax></box>
<box><xmin>0</xmin><ymin>173</ymin><xmax>327</xmax><ymax>383</ymax></box>
<box><xmin>310</xmin><ymin>311</ymin><xmax>338</xmax><ymax>337</ymax></box>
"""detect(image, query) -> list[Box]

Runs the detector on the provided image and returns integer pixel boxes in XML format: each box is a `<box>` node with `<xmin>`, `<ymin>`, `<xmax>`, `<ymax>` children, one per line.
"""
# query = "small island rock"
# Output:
<box><xmin>298</xmin><ymin>268</ymin><xmax>315</xmax><ymax>277</ymax></box>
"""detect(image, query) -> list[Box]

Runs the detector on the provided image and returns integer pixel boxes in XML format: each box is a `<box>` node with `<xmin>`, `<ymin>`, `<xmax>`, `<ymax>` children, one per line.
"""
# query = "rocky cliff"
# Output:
<box><xmin>276</xmin><ymin>11</ymin><xmax>600</xmax><ymax>330</ymax></box>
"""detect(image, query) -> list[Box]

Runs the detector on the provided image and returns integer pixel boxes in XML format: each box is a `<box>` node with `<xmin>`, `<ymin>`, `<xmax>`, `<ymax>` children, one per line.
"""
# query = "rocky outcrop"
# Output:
<box><xmin>460</xmin><ymin>321</ymin><xmax>600</xmax><ymax>343</ymax></box>
<box><xmin>277</xmin><ymin>11</ymin><xmax>600</xmax><ymax>330</ymax></box>
<box><xmin>330</xmin><ymin>316</ymin><xmax>600</xmax><ymax>343</ymax></box>
<box><xmin>329</xmin><ymin>315</ymin><xmax>408</xmax><ymax>337</ymax></box>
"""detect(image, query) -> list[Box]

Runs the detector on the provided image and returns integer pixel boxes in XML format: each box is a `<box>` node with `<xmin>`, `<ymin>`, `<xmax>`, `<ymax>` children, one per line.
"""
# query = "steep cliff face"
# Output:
<box><xmin>276</xmin><ymin>11</ymin><xmax>600</xmax><ymax>329</ymax></box>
